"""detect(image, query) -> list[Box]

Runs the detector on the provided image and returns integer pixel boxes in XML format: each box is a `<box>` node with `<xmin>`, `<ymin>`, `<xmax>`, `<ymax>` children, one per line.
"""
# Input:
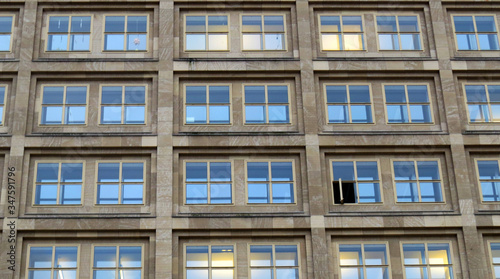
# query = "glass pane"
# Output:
<box><xmin>366</xmin><ymin>267</ymin><xmax>389</xmax><ymax>279</ymax></box>
<box><xmin>124</xmin><ymin>106</ymin><xmax>145</xmax><ymax>124</ymax></box>
<box><xmin>320</xmin><ymin>16</ymin><xmax>341</xmax><ymax>32</ymax></box>
<box><xmin>119</xmin><ymin>270</ymin><xmax>141</xmax><ymax>279</ymax></box>
<box><xmin>70</xmin><ymin>16</ymin><xmax>91</xmax><ymax>32</ymax></box>
<box><xmin>322</xmin><ymin>34</ymin><xmax>341</xmax><ymax>50</ymax></box>
<box><xmin>478</xmin><ymin>161</ymin><xmax>500</xmax><ymax>179</ymax></box>
<box><xmin>250</xmin><ymin>245</ymin><xmax>272</xmax><ymax>266</ymax></box>
<box><xmin>248</xmin><ymin>183</ymin><xmax>270</xmax><ymax>203</ymax></box>
<box><xmin>396</xmin><ymin>182</ymin><xmax>419</xmax><ymax>202</ymax></box>
<box><xmin>47</xmin><ymin>35</ymin><xmax>68</xmax><ymax>51</ymax></box>
<box><xmin>272</xmin><ymin>183</ymin><xmax>294</xmax><ymax>203</ymax></box>
<box><xmin>186</xmin><ymin>16</ymin><xmax>206</xmax><ymax>32</ymax></box>
<box><xmin>186</xmin><ymin>106</ymin><xmax>207</xmax><ymax>124</ymax></box>
<box><xmin>187</xmin><ymin>270</ymin><xmax>208</xmax><ymax>279</ymax></box>
<box><xmin>97</xmin><ymin>184</ymin><xmax>119</xmax><ymax>204</ymax></box>
<box><xmin>271</xmin><ymin>162</ymin><xmax>293</xmax><ymax>181</ymax></box>
<box><xmin>378</xmin><ymin>34</ymin><xmax>399</xmax><ymax>50</ymax></box>
<box><xmin>339</xmin><ymin>244</ymin><xmax>362</xmax><ymax>265</ymax></box>
<box><xmin>29</xmin><ymin>247</ymin><xmax>53</xmax><ymax>268</ymax></box>
<box><xmin>208</xmin><ymin>16</ymin><xmax>228</xmax><ymax>32</ymax></box>
<box><xmin>478</xmin><ymin>34</ymin><xmax>499</xmax><ymax>50</ymax></box>
<box><xmin>245</xmin><ymin>86</ymin><xmax>266</xmax><ymax>103</ymax></box>
<box><xmin>328</xmin><ymin>105</ymin><xmax>348</xmax><ymax>123</ymax></box>
<box><xmin>0</xmin><ymin>34</ymin><xmax>11</xmax><ymax>51</ymax></box>
<box><xmin>65</xmin><ymin>86</ymin><xmax>87</xmax><ymax>104</ymax></box>
<box><xmin>268</xmin><ymin>105</ymin><xmax>289</xmax><ymax>123</ymax></box>
<box><xmin>340</xmin><ymin>268</ymin><xmax>362</xmax><ymax>279</ymax></box>
<box><xmin>495</xmin><ymin>266</ymin><xmax>500</xmax><ymax>279</ymax></box>
<box><xmin>104</xmin><ymin>34</ymin><xmax>125</xmax><ymax>50</ymax></box>
<box><xmin>119</xmin><ymin>246</ymin><xmax>142</xmax><ymax>267</ymax></box>
<box><xmin>243</xmin><ymin>34</ymin><xmax>262</xmax><ymax>50</ymax></box>
<box><xmin>94</xmin><ymin>246</ymin><xmax>117</xmax><ymax>268</ymax></box>
<box><xmin>61</xmin><ymin>163</ymin><xmax>83</xmax><ymax>182</ymax></box>
<box><xmin>394</xmin><ymin>161</ymin><xmax>416</xmax><ymax>180</ymax></box>
<box><xmin>101</xmin><ymin>106</ymin><xmax>122</xmax><ymax>124</ymax></box>
<box><xmin>54</xmin><ymin>270</ymin><xmax>77</xmax><ymax>279</ymax></box>
<box><xmin>211</xmin><ymin>105</ymin><xmax>229</xmax><ymax>125</ymax></box>
<box><xmin>403</xmin><ymin>243</ymin><xmax>426</xmax><ymax>264</ymax></box>
<box><xmin>54</xmin><ymin>246</ymin><xmax>78</xmax><ymax>268</ymax></box>
<box><xmin>49</xmin><ymin>16</ymin><xmax>69</xmax><ymax>33</ymax></box>
<box><xmin>28</xmin><ymin>270</ymin><xmax>51</xmax><ymax>279</ymax></box>
<box><xmin>242</xmin><ymin>16</ymin><xmax>262</xmax><ymax>32</ymax></box>
<box><xmin>417</xmin><ymin>161</ymin><xmax>440</xmax><ymax>180</ymax></box>
<box><xmin>428</xmin><ymin>243</ymin><xmax>451</xmax><ymax>264</ymax></box>
<box><xmin>385</xmin><ymin>85</ymin><xmax>406</xmax><ymax>103</ymax></box>
<box><xmin>212</xmin><ymin>245</ymin><xmax>234</xmax><ymax>267</ymax></box>
<box><xmin>429</xmin><ymin>266</ymin><xmax>451</xmax><ymax>279</ymax></box>
<box><xmin>492</xmin><ymin>105</ymin><xmax>500</xmax><ymax>121</ymax></box>
<box><xmin>186</xmin><ymin>184</ymin><xmax>208</xmax><ymax>204</ymax></box>
<box><xmin>476</xmin><ymin>16</ymin><xmax>497</xmax><ymax>32</ymax></box>
<box><xmin>468</xmin><ymin>104</ymin><xmax>490</xmax><ymax>122</ymax></box>
<box><xmin>489</xmin><ymin>85</ymin><xmax>500</xmax><ymax>102</ymax></box>
<box><xmin>248</xmin><ymin>162</ymin><xmax>269</xmax><ymax>181</ymax></box>
<box><xmin>60</xmin><ymin>184</ymin><xmax>82</xmax><ymax>205</ymax></box>
<box><xmin>186</xmin><ymin>162</ymin><xmax>207</xmax><ymax>182</ymax></box>
<box><xmin>124</xmin><ymin>86</ymin><xmax>145</xmax><ymax>104</ymax></box>
<box><xmin>351</xmin><ymin>105</ymin><xmax>372</xmax><ymax>123</ymax></box>
<box><xmin>69</xmin><ymin>34</ymin><xmax>90</xmax><ymax>51</ymax></box>
<box><xmin>208</xmin><ymin>34</ymin><xmax>228</xmax><ymax>50</ymax></box>
<box><xmin>251</xmin><ymin>269</ymin><xmax>272</xmax><ymax>279</ymax></box>
<box><xmin>265</xmin><ymin>34</ymin><xmax>285</xmax><ymax>50</ymax></box>
<box><xmin>186</xmin><ymin>246</ymin><xmax>209</xmax><ymax>267</ymax></box>
<box><xmin>358</xmin><ymin>183</ymin><xmax>381</xmax><ymax>203</ymax></box>
<box><xmin>327</xmin><ymin>85</ymin><xmax>347</xmax><ymax>103</ymax></box>
<box><xmin>490</xmin><ymin>243</ymin><xmax>500</xmax><ymax>263</ymax></box>
<box><xmin>399</xmin><ymin>16</ymin><xmax>419</xmax><ymax>32</ymax></box>
<box><xmin>93</xmin><ymin>270</ymin><xmax>116</xmax><ymax>279</ymax></box>
<box><xmin>387</xmin><ymin>105</ymin><xmax>409</xmax><ymax>123</ymax></box>
<box><xmin>128</xmin><ymin>16</ymin><xmax>147</xmax><ymax>32</ymax></box>
<box><xmin>127</xmin><ymin>34</ymin><xmax>147</xmax><ymax>51</ymax></box>
<box><xmin>245</xmin><ymin>105</ymin><xmax>266</xmax><ymax>123</ymax></box>
<box><xmin>186</xmin><ymin>86</ymin><xmax>206</xmax><ymax>104</ymax></box>
<box><xmin>377</xmin><ymin>16</ymin><xmax>397</xmax><ymax>32</ymax></box>
<box><xmin>42</xmin><ymin>107</ymin><xmax>63</xmax><ymax>124</ymax></box>
<box><xmin>481</xmin><ymin>182</ymin><xmax>500</xmax><ymax>202</ymax></box>
<box><xmin>343</xmin><ymin>16</ymin><xmax>363</xmax><ymax>32</ymax></box>
<box><xmin>209</xmin><ymin>86</ymin><xmax>230</xmax><ymax>104</ymax></box>
<box><xmin>43</xmin><ymin>87</ymin><xmax>64</xmax><ymax>104</ymax></box>
<box><xmin>275</xmin><ymin>245</ymin><xmax>298</xmax><ymax>266</ymax></box>
<box><xmin>344</xmin><ymin>34</ymin><xmax>364</xmax><ymax>50</ymax></box>
<box><xmin>349</xmin><ymin>85</ymin><xmax>370</xmax><ymax>103</ymax></box>
<box><xmin>35</xmin><ymin>184</ymin><xmax>58</xmax><ymax>204</ymax></box>
<box><xmin>0</xmin><ymin>16</ymin><xmax>13</xmax><ymax>33</ymax></box>
<box><xmin>210</xmin><ymin>183</ymin><xmax>232</xmax><ymax>204</ymax></box>
<box><xmin>405</xmin><ymin>267</ymin><xmax>428</xmax><ymax>279</ymax></box>
<box><xmin>105</xmin><ymin>16</ymin><xmax>125</xmax><ymax>32</ymax></box>
<box><xmin>365</xmin><ymin>244</ymin><xmax>387</xmax><ymax>265</ymax></box>
<box><xmin>401</xmin><ymin>34</ymin><xmax>421</xmax><ymax>50</ymax></box>
<box><xmin>122</xmin><ymin>184</ymin><xmax>143</xmax><ymax>204</ymax></box>
<box><xmin>37</xmin><ymin>163</ymin><xmax>59</xmax><ymax>182</ymax></box>
<box><xmin>456</xmin><ymin>34</ymin><xmax>478</xmax><ymax>50</ymax></box>
<box><xmin>454</xmin><ymin>16</ymin><xmax>475</xmax><ymax>32</ymax></box>
<box><xmin>102</xmin><ymin>86</ymin><xmax>123</xmax><ymax>104</ymax></box>
<box><xmin>407</xmin><ymin>85</ymin><xmax>429</xmax><ymax>103</ymax></box>
<box><xmin>276</xmin><ymin>269</ymin><xmax>299</xmax><ymax>279</ymax></box>
<box><xmin>268</xmin><ymin>86</ymin><xmax>288</xmax><ymax>103</ymax></box>
<box><xmin>332</xmin><ymin>161</ymin><xmax>355</xmax><ymax>181</ymax></box>
<box><xmin>410</xmin><ymin>104</ymin><xmax>431</xmax><ymax>123</ymax></box>
<box><xmin>356</xmin><ymin>161</ymin><xmax>379</xmax><ymax>180</ymax></box>
<box><xmin>420</xmin><ymin>182</ymin><xmax>443</xmax><ymax>202</ymax></box>
<box><xmin>0</xmin><ymin>87</ymin><xmax>4</xmax><ymax>105</ymax></box>
<box><xmin>210</xmin><ymin>162</ymin><xmax>231</xmax><ymax>182</ymax></box>
<box><xmin>98</xmin><ymin>163</ymin><xmax>120</xmax><ymax>182</ymax></box>
<box><xmin>186</xmin><ymin>34</ymin><xmax>206</xmax><ymax>50</ymax></box>
<box><xmin>264</xmin><ymin>16</ymin><xmax>284</xmax><ymax>32</ymax></box>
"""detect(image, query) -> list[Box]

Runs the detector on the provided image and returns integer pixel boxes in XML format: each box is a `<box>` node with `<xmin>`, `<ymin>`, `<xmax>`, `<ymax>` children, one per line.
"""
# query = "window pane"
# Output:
<box><xmin>489</xmin><ymin>85</ymin><xmax>500</xmax><ymax>102</ymax></box>
<box><xmin>187</xmin><ymin>270</ymin><xmax>208</xmax><ymax>279</ymax></box>
<box><xmin>54</xmin><ymin>270</ymin><xmax>77</xmax><ymax>279</ymax></box>
<box><xmin>268</xmin><ymin>105</ymin><xmax>289</xmax><ymax>123</ymax></box>
<box><xmin>186</xmin><ymin>86</ymin><xmax>206</xmax><ymax>104</ymax></box>
<box><xmin>428</xmin><ymin>243</ymin><xmax>451</xmax><ymax>264</ymax></box>
<box><xmin>0</xmin><ymin>87</ymin><xmax>4</xmax><ymax>105</ymax></box>
<box><xmin>377</xmin><ymin>16</ymin><xmax>397</xmax><ymax>32</ymax></box>
<box><xmin>210</xmin><ymin>162</ymin><xmax>231</xmax><ymax>182</ymax></box>
<box><xmin>29</xmin><ymin>247</ymin><xmax>53</xmax><ymax>268</ymax></box>
<box><xmin>349</xmin><ymin>85</ymin><xmax>370</xmax><ymax>103</ymax></box>
<box><xmin>245</xmin><ymin>86</ymin><xmax>266</xmax><ymax>103</ymax></box>
<box><xmin>212</xmin><ymin>270</ymin><xmax>233</xmax><ymax>279</ymax></box>
<box><xmin>212</xmin><ymin>245</ymin><xmax>234</xmax><ymax>267</ymax></box>
<box><xmin>268</xmin><ymin>86</ymin><xmax>288</xmax><ymax>103</ymax></box>
<box><xmin>186</xmin><ymin>106</ymin><xmax>207</xmax><ymax>124</ymax></box>
<box><xmin>420</xmin><ymin>182</ymin><xmax>443</xmax><ymax>202</ymax></box>
<box><xmin>328</xmin><ymin>105</ymin><xmax>348</xmax><ymax>123</ymax></box>
<box><xmin>0</xmin><ymin>35</ymin><xmax>11</xmax><ymax>51</ymax></box>
<box><xmin>210</xmin><ymin>183</ymin><xmax>232</xmax><ymax>204</ymax></box>
<box><xmin>387</xmin><ymin>105</ymin><xmax>409</xmax><ymax>123</ymax></box>
<box><xmin>71</xmin><ymin>16</ymin><xmax>91</xmax><ymax>32</ymax></box>
<box><xmin>478</xmin><ymin>34</ymin><xmax>499</xmax><ymax>50</ymax></box>
<box><xmin>98</xmin><ymin>163</ymin><xmax>120</xmax><ymax>182</ymax></box>
<box><xmin>272</xmin><ymin>183</ymin><xmax>294</xmax><ymax>203</ymax></box>
<box><xmin>208</xmin><ymin>34</ymin><xmax>228</xmax><ymax>50</ymax></box>
<box><xmin>208</xmin><ymin>86</ymin><xmax>229</xmax><ymax>104</ymax></box>
<box><xmin>403</xmin><ymin>243</ymin><xmax>426</xmax><ymax>264</ymax></box>
<box><xmin>0</xmin><ymin>16</ymin><xmax>13</xmax><ymax>33</ymax></box>
<box><xmin>358</xmin><ymin>183</ymin><xmax>381</xmax><ymax>203</ymax></box>
<box><xmin>42</xmin><ymin>107</ymin><xmax>63</xmax><ymax>124</ymax></box>
<box><xmin>124</xmin><ymin>86</ymin><xmax>145</xmax><ymax>104</ymax></box>
<box><xmin>101</xmin><ymin>106</ymin><xmax>122</xmax><ymax>124</ymax></box>
<box><xmin>407</xmin><ymin>85</ymin><xmax>429</xmax><ymax>103</ymax></box>
<box><xmin>243</xmin><ymin>34</ymin><xmax>262</xmax><ymax>50</ymax></box>
<box><xmin>208</xmin><ymin>16</ymin><xmax>228</xmax><ymax>32</ymax></box>
<box><xmin>65</xmin><ymin>86</ymin><xmax>87</xmax><ymax>104</ymax></box>
<box><xmin>322</xmin><ymin>34</ymin><xmax>341</xmax><ymax>50</ymax></box>
<box><xmin>344</xmin><ymin>34</ymin><xmax>364</xmax><ymax>50</ymax></box>
<box><xmin>264</xmin><ymin>34</ymin><xmax>285</xmax><ymax>50</ymax></box>
<box><xmin>264</xmin><ymin>16</ymin><xmax>284</xmax><ymax>32</ymax></box>
<box><xmin>37</xmin><ymin>163</ymin><xmax>59</xmax><ymax>182</ymax></box>
<box><xmin>410</xmin><ymin>105</ymin><xmax>432</xmax><ymax>123</ymax></box>
<box><xmin>356</xmin><ymin>161</ymin><xmax>378</xmax><ymax>180</ymax></box>
<box><xmin>122</xmin><ymin>184</ymin><xmax>143</xmax><ymax>204</ymax></box>
<box><xmin>326</xmin><ymin>85</ymin><xmax>347</xmax><ymax>103</ymax></box>
<box><xmin>248</xmin><ymin>162</ymin><xmax>269</xmax><ymax>181</ymax></box>
<box><xmin>105</xmin><ymin>16</ymin><xmax>125</xmax><ymax>32</ymax></box>
<box><xmin>119</xmin><ymin>270</ymin><xmax>141</xmax><ymax>279</ymax></box>
<box><xmin>248</xmin><ymin>183</ymin><xmax>270</xmax><ymax>203</ymax></box>
<box><xmin>276</xmin><ymin>268</ymin><xmax>299</xmax><ymax>279</ymax></box>
<box><xmin>478</xmin><ymin>161</ymin><xmax>500</xmax><ymax>179</ymax></box>
<box><xmin>396</xmin><ymin>182</ymin><xmax>419</xmax><ymax>202</ymax></box>
<box><xmin>43</xmin><ymin>87</ymin><xmax>64</xmax><ymax>104</ymax></box>
<box><xmin>366</xmin><ymin>267</ymin><xmax>389</xmax><ymax>279</ymax></box>
<box><xmin>186</xmin><ymin>184</ymin><xmax>208</xmax><ymax>204</ymax></box>
<box><xmin>491</xmin><ymin>243</ymin><xmax>500</xmax><ymax>263</ymax></box>
<box><xmin>54</xmin><ymin>247</ymin><xmax>78</xmax><ymax>268</ymax></box>
<box><xmin>124</xmin><ymin>106</ymin><xmax>145</xmax><ymax>124</ymax></box>
<box><xmin>47</xmin><ymin>35</ymin><xmax>68</xmax><ymax>51</ymax></box>
<box><xmin>365</xmin><ymin>244</ymin><xmax>388</xmax><ymax>265</ymax></box>
<box><xmin>454</xmin><ymin>16</ymin><xmax>475</xmax><ymax>32</ymax></box>
<box><xmin>245</xmin><ymin>105</ymin><xmax>266</xmax><ymax>123</ymax></box>
<box><xmin>250</xmin><ymin>245</ymin><xmax>272</xmax><ymax>266</ymax></box>
<box><xmin>456</xmin><ymin>34</ymin><xmax>478</xmax><ymax>50</ymax></box>
<box><xmin>271</xmin><ymin>162</ymin><xmax>293</xmax><ymax>181</ymax></box>
<box><xmin>61</xmin><ymin>163</ymin><xmax>83</xmax><ymax>182</ymax></box>
<box><xmin>127</xmin><ymin>34</ymin><xmax>147</xmax><ymax>51</ymax></box>
<box><xmin>320</xmin><ymin>16</ymin><xmax>341</xmax><ymax>32</ymax></box>
<box><xmin>468</xmin><ymin>104</ymin><xmax>490</xmax><ymax>122</ymax></box>
<box><xmin>481</xmin><ymin>182</ymin><xmax>500</xmax><ymax>201</ymax></box>
<box><xmin>405</xmin><ymin>267</ymin><xmax>427</xmax><ymax>279</ymax></box>
<box><xmin>351</xmin><ymin>105</ymin><xmax>372</xmax><ymax>123</ymax></box>
<box><xmin>93</xmin><ymin>270</ymin><xmax>116</xmax><ymax>279</ymax></box>
<box><xmin>94</xmin><ymin>246</ymin><xmax>117</xmax><ymax>267</ymax></box>
<box><xmin>476</xmin><ymin>16</ymin><xmax>497</xmax><ymax>32</ymax></box>
<box><xmin>242</xmin><ymin>16</ymin><xmax>262</xmax><ymax>32</ymax></box>
<box><xmin>394</xmin><ymin>161</ymin><xmax>416</xmax><ymax>180</ymax></box>
<box><xmin>276</xmin><ymin>245</ymin><xmax>298</xmax><ymax>266</ymax></box>
<box><xmin>417</xmin><ymin>161</ymin><xmax>440</xmax><ymax>180</ymax></box>
<box><xmin>102</xmin><ymin>86</ymin><xmax>123</xmax><ymax>104</ymax></box>
<box><xmin>186</xmin><ymin>246</ymin><xmax>209</xmax><ymax>267</ymax></box>
<box><xmin>339</xmin><ymin>244</ymin><xmax>362</xmax><ymax>265</ymax></box>
<box><xmin>378</xmin><ymin>34</ymin><xmax>399</xmax><ymax>50</ymax></box>
<box><xmin>186</xmin><ymin>16</ymin><xmax>206</xmax><ymax>32</ymax></box>
<box><xmin>35</xmin><ymin>184</ymin><xmax>58</xmax><ymax>204</ymax></box>
<box><xmin>399</xmin><ymin>16</ymin><xmax>419</xmax><ymax>32</ymax></box>
<box><xmin>332</xmin><ymin>161</ymin><xmax>355</xmax><ymax>181</ymax></box>
<box><xmin>251</xmin><ymin>269</ymin><xmax>272</xmax><ymax>279</ymax></box>
<box><xmin>97</xmin><ymin>184</ymin><xmax>119</xmax><ymax>204</ymax></box>
<box><xmin>49</xmin><ymin>16</ymin><xmax>69</xmax><ymax>33</ymax></box>
<box><xmin>104</xmin><ymin>34</ymin><xmax>125</xmax><ymax>50</ymax></box>
<box><xmin>186</xmin><ymin>34</ymin><xmax>206</xmax><ymax>50</ymax></box>
<box><xmin>343</xmin><ymin>16</ymin><xmax>363</xmax><ymax>32</ymax></box>
<box><xmin>60</xmin><ymin>184</ymin><xmax>82</xmax><ymax>205</ymax></box>
<box><xmin>385</xmin><ymin>85</ymin><xmax>406</xmax><ymax>103</ymax></box>
<box><xmin>122</xmin><ymin>163</ymin><xmax>144</xmax><ymax>182</ymax></box>
<box><xmin>209</xmin><ymin>106</ymin><xmax>230</xmax><ymax>124</ymax></box>
<box><xmin>401</xmin><ymin>34</ymin><xmax>421</xmax><ymax>50</ymax></box>
<box><xmin>492</xmin><ymin>105</ymin><xmax>500</xmax><ymax>121</ymax></box>
<box><xmin>69</xmin><ymin>34</ymin><xmax>90</xmax><ymax>51</ymax></box>
<box><xmin>127</xmin><ymin>16</ymin><xmax>147</xmax><ymax>32</ymax></box>
<box><xmin>340</xmin><ymin>268</ymin><xmax>362</xmax><ymax>279</ymax></box>
<box><xmin>186</xmin><ymin>162</ymin><xmax>207</xmax><ymax>182</ymax></box>
<box><xmin>119</xmin><ymin>246</ymin><xmax>142</xmax><ymax>267</ymax></box>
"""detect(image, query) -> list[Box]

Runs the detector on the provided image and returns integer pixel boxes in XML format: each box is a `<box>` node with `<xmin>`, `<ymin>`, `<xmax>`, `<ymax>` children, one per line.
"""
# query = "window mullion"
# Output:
<box><xmin>414</xmin><ymin>161</ymin><xmax>422</xmax><ymax>202</ymax></box>
<box><xmin>121</xmin><ymin>86</ymin><xmax>126</xmax><ymax>124</ymax></box>
<box><xmin>265</xmin><ymin>85</ymin><xmax>270</xmax><ymax>123</ymax></box>
<box><xmin>205</xmin><ymin>16</ymin><xmax>209</xmax><ymax>50</ymax></box>
<box><xmin>116</xmin><ymin>245</ymin><xmax>120</xmax><ymax>279</ymax></box>
<box><xmin>486</xmin><ymin>85</ymin><xmax>494</xmax><ymax>121</ymax></box>
<box><xmin>206</xmin><ymin>86</ymin><xmax>210</xmax><ymax>124</ymax></box>
<box><xmin>124</xmin><ymin>16</ymin><xmax>128</xmax><ymax>51</ymax></box>
<box><xmin>66</xmin><ymin>16</ymin><xmax>72</xmax><ymax>50</ymax></box>
<box><xmin>405</xmin><ymin>86</ymin><xmax>412</xmax><ymax>123</ymax></box>
<box><xmin>268</xmin><ymin>162</ymin><xmax>273</xmax><ymax>203</ymax></box>
<box><xmin>353</xmin><ymin>161</ymin><xmax>359</xmax><ymax>202</ymax></box>
<box><xmin>57</xmin><ymin>162</ymin><xmax>63</xmax><ymax>204</ymax></box>
<box><xmin>118</xmin><ymin>162</ymin><xmax>123</xmax><ymax>204</ymax></box>
<box><xmin>207</xmin><ymin>162</ymin><xmax>211</xmax><ymax>203</ymax></box>
<box><xmin>346</xmin><ymin>85</ymin><xmax>352</xmax><ymax>123</ymax></box>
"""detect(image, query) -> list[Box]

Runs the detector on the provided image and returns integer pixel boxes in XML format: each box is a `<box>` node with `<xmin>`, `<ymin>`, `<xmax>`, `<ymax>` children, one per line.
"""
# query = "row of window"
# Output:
<box><xmin>26</xmin><ymin>241</ymin><xmax>500</xmax><ymax>279</ymax></box>
<box><xmin>29</xmin><ymin>157</ymin><xmax>500</xmax><ymax>206</ymax></box>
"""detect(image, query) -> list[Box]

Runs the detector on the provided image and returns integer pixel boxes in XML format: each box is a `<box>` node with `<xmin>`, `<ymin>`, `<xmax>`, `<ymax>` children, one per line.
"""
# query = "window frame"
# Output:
<box><xmin>98</xmin><ymin>84</ymin><xmax>148</xmax><ymax>126</ymax></box>
<box><xmin>94</xmin><ymin>160</ymin><xmax>146</xmax><ymax>206</ymax></box>
<box><xmin>26</xmin><ymin>244</ymin><xmax>81</xmax><ymax>279</ymax></box>
<box><xmin>391</xmin><ymin>158</ymin><xmax>445</xmax><ymax>203</ymax></box>
<box><xmin>183</xmin><ymin>14</ymin><xmax>230</xmax><ymax>52</ymax></box>
<box><xmin>183</xmin><ymin>159</ymin><xmax>235</xmax><ymax>205</ymax></box>
<box><xmin>329</xmin><ymin>159</ymin><xmax>383</xmax><ymax>205</ymax></box>
<box><xmin>474</xmin><ymin>158</ymin><xmax>500</xmax><ymax>203</ymax></box>
<box><xmin>0</xmin><ymin>84</ymin><xmax>7</xmax><ymax>126</ymax></box>
<box><xmin>323</xmin><ymin>83</ymin><xmax>375</xmax><ymax>125</ymax></box>
<box><xmin>183</xmin><ymin>243</ymin><xmax>237</xmax><ymax>279</ymax></box>
<box><xmin>400</xmin><ymin>241</ymin><xmax>455</xmax><ymax>279</ymax></box>
<box><xmin>102</xmin><ymin>14</ymin><xmax>150</xmax><ymax>52</ymax></box>
<box><xmin>247</xmin><ymin>243</ymin><xmax>301</xmax><ymax>279</ymax></box>
<box><xmin>32</xmin><ymin>160</ymin><xmax>86</xmax><ymax>206</ymax></box>
<box><xmin>451</xmin><ymin>14</ymin><xmax>500</xmax><ymax>51</ymax></box>
<box><xmin>375</xmin><ymin>14</ymin><xmax>424</xmax><ymax>52</ymax></box>
<box><xmin>0</xmin><ymin>14</ymin><xmax>15</xmax><ymax>52</ymax></box>
<box><xmin>244</xmin><ymin>159</ymin><xmax>297</xmax><ymax>205</ymax></box>
<box><xmin>242</xmin><ymin>83</ymin><xmax>292</xmax><ymax>125</ymax></box>
<box><xmin>183</xmin><ymin>83</ymin><xmax>233</xmax><ymax>125</ymax></box>
<box><xmin>91</xmin><ymin>243</ymin><xmax>145</xmax><ymax>279</ymax></box>
<box><xmin>462</xmin><ymin>83</ymin><xmax>500</xmax><ymax>124</ymax></box>
<box><xmin>335</xmin><ymin>242</ymin><xmax>391</xmax><ymax>279</ymax></box>
<box><xmin>318</xmin><ymin>14</ymin><xmax>366</xmax><ymax>52</ymax></box>
<box><xmin>39</xmin><ymin>84</ymin><xmax>89</xmax><ymax>126</ymax></box>
<box><xmin>45</xmin><ymin>15</ymin><xmax>93</xmax><ymax>52</ymax></box>
<box><xmin>240</xmin><ymin>14</ymin><xmax>288</xmax><ymax>52</ymax></box>
<box><xmin>382</xmin><ymin>83</ymin><xmax>434</xmax><ymax>125</ymax></box>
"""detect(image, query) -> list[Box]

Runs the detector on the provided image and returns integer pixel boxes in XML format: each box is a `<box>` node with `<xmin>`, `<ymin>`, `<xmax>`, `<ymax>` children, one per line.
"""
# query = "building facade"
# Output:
<box><xmin>0</xmin><ymin>0</ymin><xmax>500</xmax><ymax>278</ymax></box>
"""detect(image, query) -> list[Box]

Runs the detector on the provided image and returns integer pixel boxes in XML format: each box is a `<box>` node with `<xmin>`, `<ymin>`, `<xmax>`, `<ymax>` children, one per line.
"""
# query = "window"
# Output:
<box><xmin>242</xmin><ymin>15</ymin><xmax>286</xmax><ymax>51</ymax></box>
<box><xmin>319</xmin><ymin>15</ymin><xmax>364</xmax><ymax>51</ymax></box>
<box><xmin>40</xmin><ymin>85</ymin><xmax>87</xmax><ymax>125</ymax></box>
<box><xmin>384</xmin><ymin>85</ymin><xmax>432</xmax><ymax>124</ymax></box>
<box><xmin>464</xmin><ymin>85</ymin><xmax>500</xmax><ymax>123</ymax></box>
<box><xmin>393</xmin><ymin>160</ymin><xmax>443</xmax><ymax>202</ymax></box>
<box><xmin>476</xmin><ymin>159</ymin><xmax>500</xmax><ymax>202</ymax></box>
<box><xmin>27</xmin><ymin>246</ymin><xmax>78</xmax><ymax>279</ymax></box>
<box><xmin>402</xmin><ymin>243</ymin><xmax>453</xmax><ymax>279</ymax></box>
<box><xmin>100</xmin><ymin>85</ymin><xmax>146</xmax><ymax>125</ymax></box>
<box><xmin>453</xmin><ymin>15</ymin><xmax>499</xmax><ymax>51</ymax></box>
<box><xmin>34</xmin><ymin>162</ymin><xmax>83</xmax><ymax>205</ymax></box>
<box><xmin>96</xmin><ymin>162</ymin><xmax>144</xmax><ymax>204</ymax></box>
<box><xmin>92</xmin><ymin>245</ymin><xmax>143</xmax><ymax>279</ymax></box>
<box><xmin>0</xmin><ymin>15</ymin><xmax>14</xmax><ymax>51</ymax></box>
<box><xmin>185</xmin><ymin>15</ymin><xmax>229</xmax><ymax>51</ymax></box>
<box><xmin>246</xmin><ymin>161</ymin><xmax>294</xmax><ymax>204</ymax></box>
<box><xmin>489</xmin><ymin>242</ymin><xmax>500</xmax><ymax>278</ymax></box>
<box><xmin>185</xmin><ymin>161</ymin><xmax>232</xmax><ymax>204</ymax></box>
<box><xmin>249</xmin><ymin>244</ymin><xmax>299</xmax><ymax>279</ymax></box>
<box><xmin>331</xmin><ymin>160</ymin><xmax>381</xmax><ymax>204</ymax></box>
<box><xmin>185</xmin><ymin>85</ymin><xmax>230</xmax><ymax>124</ymax></box>
<box><xmin>376</xmin><ymin>16</ymin><xmax>422</xmax><ymax>50</ymax></box>
<box><xmin>0</xmin><ymin>85</ymin><xmax>6</xmax><ymax>125</ymax></box>
<box><xmin>244</xmin><ymin>85</ymin><xmax>290</xmax><ymax>124</ymax></box>
<box><xmin>185</xmin><ymin>245</ymin><xmax>235</xmax><ymax>279</ymax></box>
<box><xmin>325</xmin><ymin>85</ymin><xmax>373</xmax><ymax>124</ymax></box>
<box><xmin>104</xmin><ymin>15</ymin><xmax>148</xmax><ymax>51</ymax></box>
<box><xmin>46</xmin><ymin>15</ymin><xmax>91</xmax><ymax>51</ymax></box>
<box><xmin>338</xmin><ymin>243</ymin><xmax>389</xmax><ymax>279</ymax></box>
